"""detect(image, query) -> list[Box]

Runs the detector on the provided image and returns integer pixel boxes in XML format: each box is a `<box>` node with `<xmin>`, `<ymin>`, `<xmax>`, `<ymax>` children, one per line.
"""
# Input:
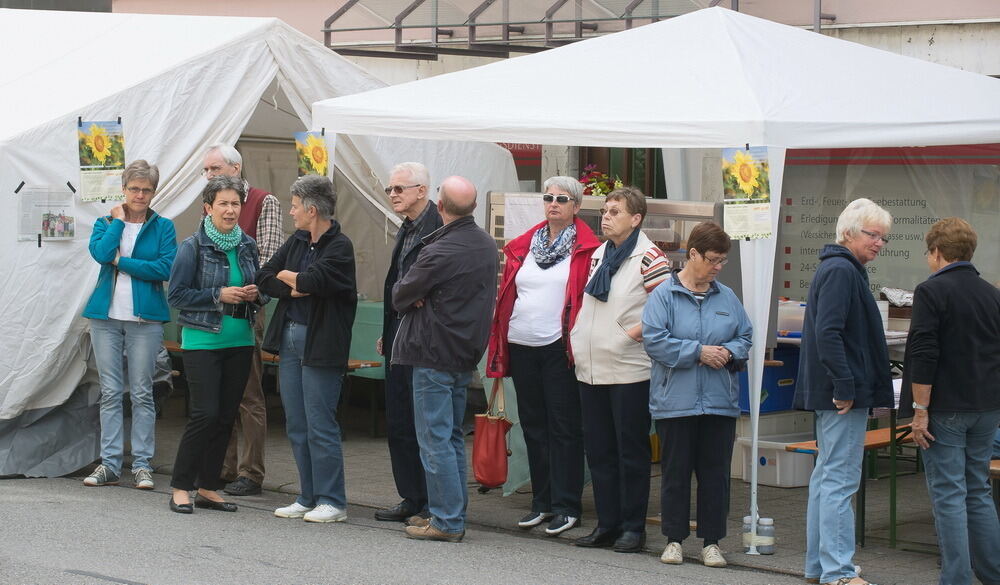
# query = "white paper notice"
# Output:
<box><xmin>504</xmin><ymin>195</ymin><xmax>545</xmax><ymax>240</ymax></box>
<box><xmin>18</xmin><ymin>187</ymin><xmax>77</xmax><ymax>241</ymax></box>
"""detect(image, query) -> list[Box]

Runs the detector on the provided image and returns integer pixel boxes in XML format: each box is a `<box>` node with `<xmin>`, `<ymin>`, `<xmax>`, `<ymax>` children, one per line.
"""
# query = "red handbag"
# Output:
<box><xmin>472</xmin><ymin>378</ymin><xmax>513</xmax><ymax>488</ymax></box>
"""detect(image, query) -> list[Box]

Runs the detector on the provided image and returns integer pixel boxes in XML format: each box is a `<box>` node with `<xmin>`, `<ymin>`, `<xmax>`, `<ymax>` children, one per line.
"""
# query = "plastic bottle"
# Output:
<box><xmin>742</xmin><ymin>516</ymin><xmax>776</xmax><ymax>554</ymax></box>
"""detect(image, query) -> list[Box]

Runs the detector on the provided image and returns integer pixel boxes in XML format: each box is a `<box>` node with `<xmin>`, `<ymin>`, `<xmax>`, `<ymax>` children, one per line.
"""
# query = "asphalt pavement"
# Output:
<box><xmin>1</xmin><ymin>477</ymin><xmax>807</xmax><ymax>585</ymax></box>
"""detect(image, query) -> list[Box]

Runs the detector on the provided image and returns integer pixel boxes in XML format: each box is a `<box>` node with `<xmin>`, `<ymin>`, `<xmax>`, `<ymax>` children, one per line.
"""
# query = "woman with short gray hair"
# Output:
<box><xmin>82</xmin><ymin>159</ymin><xmax>176</xmax><ymax>490</ymax></box>
<box><xmin>486</xmin><ymin>175</ymin><xmax>599</xmax><ymax>536</ymax></box>
<box><xmin>794</xmin><ymin>197</ymin><xmax>893</xmax><ymax>585</ymax></box>
<box><xmin>258</xmin><ymin>175</ymin><xmax>358</xmax><ymax>524</ymax></box>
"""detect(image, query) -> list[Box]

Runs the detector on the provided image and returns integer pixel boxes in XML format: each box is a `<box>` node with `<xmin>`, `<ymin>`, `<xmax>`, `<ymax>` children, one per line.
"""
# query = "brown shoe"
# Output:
<box><xmin>406</xmin><ymin>514</ymin><xmax>430</xmax><ymax>528</ymax></box>
<box><xmin>404</xmin><ymin>523</ymin><xmax>464</xmax><ymax>542</ymax></box>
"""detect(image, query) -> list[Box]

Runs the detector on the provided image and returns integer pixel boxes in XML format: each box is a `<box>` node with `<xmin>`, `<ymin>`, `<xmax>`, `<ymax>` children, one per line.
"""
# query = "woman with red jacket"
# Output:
<box><xmin>486</xmin><ymin>176</ymin><xmax>600</xmax><ymax>537</ymax></box>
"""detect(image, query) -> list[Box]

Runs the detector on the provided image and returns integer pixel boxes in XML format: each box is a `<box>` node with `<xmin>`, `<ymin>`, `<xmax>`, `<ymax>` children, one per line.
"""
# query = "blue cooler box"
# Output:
<box><xmin>738</xmin><ymin>347</ymin><xmax>798</xmax><ymax>413</ymax></box>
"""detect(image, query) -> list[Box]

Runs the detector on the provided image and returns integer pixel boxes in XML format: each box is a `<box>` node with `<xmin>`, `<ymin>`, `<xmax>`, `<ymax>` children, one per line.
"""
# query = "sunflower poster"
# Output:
<box><xmin>78</xmin><ymin>120</ymin><xmax>125</xmax><ymax>202</ymax></box>
<box><xmin>722</xmin><ymin>146</ymin><xmax>772</xmax><ymax>239</ymax></box>
<box><xmin>294</xmin><ymin>131</ymin><xmax>332</xmax><ymax>177</ymax></box>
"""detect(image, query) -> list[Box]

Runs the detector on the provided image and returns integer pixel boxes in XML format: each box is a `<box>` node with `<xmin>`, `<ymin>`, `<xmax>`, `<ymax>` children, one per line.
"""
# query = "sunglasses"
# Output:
<box><xmin>543</xmin><ymin>194</ymin><xmax>572</xmax><ymax>204</ymax></box>
<box><xmin>384</xmin><ymin>183</ymin><xmax>421</xmax><ymax>195</ymax></box>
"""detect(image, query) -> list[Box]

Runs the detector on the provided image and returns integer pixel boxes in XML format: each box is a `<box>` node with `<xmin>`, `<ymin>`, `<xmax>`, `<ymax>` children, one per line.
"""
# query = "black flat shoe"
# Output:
<box><xmin>573</xmin><ymin>527</ymin><xmax>621</xmax><ymax>548</ymax></box>
<box><xmin>194</xmin><ymin>495</ymin><xmax>238</xmax><ymax>512</ymax></box>
<box><xmin>374</xmin><ymin>501</ymin><xmax>418</xmax><ymax>522</ymax></box>
<box><xmin>613</xmin><ymin>530</ymin><xmax>646</xmax><ymax>553</ymax></box>
<box><xmin>169</xmin><ymin>496</ymin><xmax>193</xmax><ymax>515</ymax></box>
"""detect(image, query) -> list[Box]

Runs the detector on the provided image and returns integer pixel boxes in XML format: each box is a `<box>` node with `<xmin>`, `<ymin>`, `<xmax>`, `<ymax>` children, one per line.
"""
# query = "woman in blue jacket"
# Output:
<box><xmin>167</xmin><ymin>176</ymin><xmax>267</xmax><ymax>514</ymax></box>
<box><xmin>82</xmin><ymin>160</ymin><xmax>176</xmax><ymax>490</ymax></box>
<box><xmin>642</xmin><ymin>222</ymin><xmax>752</xmax><ymax>569</ymax></box>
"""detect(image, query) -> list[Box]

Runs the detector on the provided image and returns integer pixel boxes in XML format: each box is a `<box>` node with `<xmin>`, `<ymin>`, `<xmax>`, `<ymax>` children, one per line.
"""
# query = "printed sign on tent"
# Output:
<box><xmin>18</xmin><ymin>186</ymin><xmax>76</xmax><ymax>242</ymax></box>
<box><xmin>295</xmin><ymin>131</ymin><xmax>333</xmax><ymax>177</ymax></box>
<box><xmin>722</xmin><ymin>146</ymin><xmax>772</xmax><ymax>239</ymax></box>
<box><xmin>78</xmin><ymin>120</ymin><xmax>125</xmax><ymax>202</ymax></box>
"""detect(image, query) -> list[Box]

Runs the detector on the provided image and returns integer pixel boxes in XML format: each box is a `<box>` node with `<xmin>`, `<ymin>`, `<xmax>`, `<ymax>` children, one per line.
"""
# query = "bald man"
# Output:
<box><xmin>391</xmin><ymin>176</ymin><xmax>498</xmax><ymax>542</ymax></box>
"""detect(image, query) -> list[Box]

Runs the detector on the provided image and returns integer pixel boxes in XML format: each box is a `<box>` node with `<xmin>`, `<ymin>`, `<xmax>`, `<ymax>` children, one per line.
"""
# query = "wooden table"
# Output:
<box><xmin>164</xmin><ymin>340</ymin><xmax>381</xmax><ymax>372</ymax></box>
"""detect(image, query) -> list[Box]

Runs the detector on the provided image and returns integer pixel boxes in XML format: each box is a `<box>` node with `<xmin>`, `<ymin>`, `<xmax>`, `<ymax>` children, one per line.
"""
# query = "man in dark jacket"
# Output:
<box><xmin>392</xmin><ymin>176</ymin><xmax>498</xmax><ymax>542</ymax></box>
<box><xmin>374</xmin><ymin>162</ymin><xmax>442</xmax><ymax>523</ymax></box>
<box><xmin>900</xmin><ymin>218</ymin><xmax>1000</xmax><ymax>585</ymax></box>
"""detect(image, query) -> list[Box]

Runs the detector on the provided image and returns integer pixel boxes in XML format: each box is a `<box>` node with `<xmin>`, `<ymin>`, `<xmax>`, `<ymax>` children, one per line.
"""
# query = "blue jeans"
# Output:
<box><xmin>805</xmin><ymin>409</ymin><xmax>867</xmax><ymax>583</ymax></box>
<box><xmin>278</xmin><ymin>322</ymin><xmax>346</xmax><ymax>509</ymax></box>
<box><xmin>923</xmin><ymin>409</ymin><xmax>1000</xmax><ymax>585</ymax></box>
<box><xmin>412</xmin><ymin>367</ymin><xmax>472</xmax><ymax>535</ymax></box>
<box><xmin>89</xmin><ymin>318</ymin><xmax>162</xmax><ymax>476</ymax></box>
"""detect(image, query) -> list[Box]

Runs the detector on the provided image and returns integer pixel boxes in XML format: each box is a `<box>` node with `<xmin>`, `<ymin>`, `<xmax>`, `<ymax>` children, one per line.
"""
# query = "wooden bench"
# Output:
<box><xmin>786</xmin><ymin>423</ymin><xmax>913</xmax><ymax>547</ymax></box>
<box><xmin>164</xmin><ymin>340</ymin><xmax>381</xmax><ymax>372</ymax></box>
<box><xmin>164</xmin><ymin>340</ymin><xmax>382</xmax><ymax>434</ymax></box>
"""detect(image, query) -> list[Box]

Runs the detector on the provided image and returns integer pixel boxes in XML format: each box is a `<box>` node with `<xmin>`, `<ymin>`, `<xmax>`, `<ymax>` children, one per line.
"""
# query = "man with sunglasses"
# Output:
<box><xmin>374</xmin><ymin>162</ymin><xmax>442</xmax><ymax>523</ymax></box>
<box><xmin>201</xmin><ymin>144</ymin><xmax>282</xmax><ymax>498</ymax></box>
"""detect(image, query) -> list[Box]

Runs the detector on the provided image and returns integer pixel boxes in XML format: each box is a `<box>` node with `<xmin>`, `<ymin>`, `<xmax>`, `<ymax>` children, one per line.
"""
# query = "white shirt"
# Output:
<box><xmin>507</xmin><ymin>253</ymin><xmax>570</xmax><ymax>347</ymax></box>
<box><xmin>107</xmin><ymin>221</ymin><xmax>143</xmax><ymax>322</ymax></box>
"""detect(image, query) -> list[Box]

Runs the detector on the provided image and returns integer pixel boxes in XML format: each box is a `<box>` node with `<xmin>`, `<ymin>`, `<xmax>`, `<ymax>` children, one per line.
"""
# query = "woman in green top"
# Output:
<box><xmin>166</xmin><ymin>176</ymin><xmax>268</xmax><ymax>514</ymax></box>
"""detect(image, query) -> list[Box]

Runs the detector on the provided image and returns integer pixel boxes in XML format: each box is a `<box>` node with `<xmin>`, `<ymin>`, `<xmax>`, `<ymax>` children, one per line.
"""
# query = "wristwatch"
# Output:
<box><xmin>912</xmin><ymin>402</ymin><xmax>928</xmax><ymax>411</ymax></box>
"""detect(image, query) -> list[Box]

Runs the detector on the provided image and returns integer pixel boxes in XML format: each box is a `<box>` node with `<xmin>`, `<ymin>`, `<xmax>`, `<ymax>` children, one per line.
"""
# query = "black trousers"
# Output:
<box><xmin>508</xmin><ymin>340</ymin><xmax>584</xmax><ymax>517</ymax></box>
<box><xmin>171</xmin><ymin>347</ymin><xmax>253</xmax><ymax>491</ymax></box>
<box><xmin>656</xmin><ymin>414</ymin><xmax>736</xmax><ymax>543</ymax></box>
<box><xmin>384</xmin><ymin>320</ymin><xmax>427</xmax><ymax>510</ymax></box>
<box><xmin>579</xmin><ymin>380</ymin><xmax>651</xmax><ymax>532</ymax></box>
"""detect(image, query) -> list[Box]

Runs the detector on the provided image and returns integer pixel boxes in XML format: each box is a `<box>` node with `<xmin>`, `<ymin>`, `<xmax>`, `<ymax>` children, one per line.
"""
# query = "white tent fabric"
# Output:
<box><xmin>312</xmin><ymin>5</ymin><xmax>1000</xmax><ymax>541</ymax></box>
<box><xmin>0</xmin><ymin>9</ymin><xmax>517</xmax><ymax>475</ymax></box>
<box><xmin>314</xmin><ymin>7</ymin><xmax>1000</xmax><ymax>149</ymax></box>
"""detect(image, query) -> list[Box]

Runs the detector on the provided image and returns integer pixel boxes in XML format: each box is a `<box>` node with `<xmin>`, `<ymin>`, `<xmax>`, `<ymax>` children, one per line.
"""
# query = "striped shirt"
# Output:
<box><xmin>640</xmin><ymin>247</ymin><xmax>671</xmax><ymax>293</ymax></box>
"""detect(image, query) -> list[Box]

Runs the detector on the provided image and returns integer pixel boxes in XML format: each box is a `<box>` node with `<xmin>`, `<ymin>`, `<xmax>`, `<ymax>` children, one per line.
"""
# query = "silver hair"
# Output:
<box><xmin>291</xmin><ymin>175</ymin><xmax>336</xmax><ymax>220</ymax></box>
<box><xmin>122</xmin><ymin>159</ymin><xmax>160</xmax><ymax>190</ymax></box>
<box><xmin>389</xmin><ymin>162</ymin><xmax>429</xmax><ymax>188</ymax></box>
<box><xmin>835</xmin><ymin>198</ymin><xmax>892</xmax><ymax>245</ymax></box>
<box><xmin>542</xmin><ymin>175</ymin><xmax>584</xmax><ymax>205</ymax></box>
<box><xmin>207</xmin><ymin>143</ymin><xmax>243</xmax><ymax>167</ymax></box>
<box><xmin>201</xmin><ymin>175</ymin><xmax>246</xmax><ymax>206</ymax></box>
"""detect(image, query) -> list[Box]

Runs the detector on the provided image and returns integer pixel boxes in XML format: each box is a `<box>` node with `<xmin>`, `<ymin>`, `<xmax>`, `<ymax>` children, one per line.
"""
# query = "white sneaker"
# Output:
<box><xmin>660</xmin><ymin>542</ymin><xmax>683</xmax><ymax>565</ymax></box>
<box><xmin>304</xmin><ymin>504</ymin><xmax>347</xmax><ymax>523</ymax></box>
<box><xmin>701</xmin><ymin>544</ymin><xmax>727</xmax><ymax>567</ymax></box>
<box><xmin>274</xmin><ymin>501</ymin><xmax>313</xmax><ymax>519</ymax></box>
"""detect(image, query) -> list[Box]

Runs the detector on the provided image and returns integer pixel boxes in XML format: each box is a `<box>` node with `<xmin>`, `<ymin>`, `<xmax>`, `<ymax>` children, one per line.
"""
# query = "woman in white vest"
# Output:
<box><xmin>569</xmin><ymin>187</ymin><xmax>670</xmax><ymax>553</ymax></box>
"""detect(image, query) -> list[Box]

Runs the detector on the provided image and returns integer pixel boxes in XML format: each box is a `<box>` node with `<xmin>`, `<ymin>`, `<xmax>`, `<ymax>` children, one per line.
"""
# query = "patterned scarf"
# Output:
<box><xmin>203</xmin><ymin>215</ymin><xmax>243</xmax><ymax>251</ymax></box>
<box><xmin>530</xmin><ymin>223</ymin><xmax>577</xmax><ymax>269</ymax></box>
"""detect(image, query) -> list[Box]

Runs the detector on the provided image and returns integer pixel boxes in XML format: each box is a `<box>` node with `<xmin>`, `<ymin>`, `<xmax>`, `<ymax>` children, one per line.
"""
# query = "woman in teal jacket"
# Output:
<box><xmin>82</xmin><ymin>160</ymin><xmax>177</xmax><ymax>490</ymax></box>
<box><xmin>641</xmin><ymin>222</ymin><xmax>752</xmax><ymax>569</ymax></box>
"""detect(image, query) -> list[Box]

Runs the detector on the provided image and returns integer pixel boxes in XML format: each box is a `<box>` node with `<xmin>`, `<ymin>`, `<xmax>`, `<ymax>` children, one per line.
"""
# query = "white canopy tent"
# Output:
<box><xmin>313</xmin><ymin>5</ymin><xmax>1000</xmax><ymax>548</ymax></box>
<box><xmin>0</xmin><ymin>8</ymin><xmax>517</xmax><ymax>476</ymax></box>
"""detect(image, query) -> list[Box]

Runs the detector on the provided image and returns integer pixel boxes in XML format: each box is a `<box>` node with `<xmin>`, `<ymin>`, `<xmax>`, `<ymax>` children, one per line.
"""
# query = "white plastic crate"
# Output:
<box><xmin>732</xmin><ymin>411</ymin><xmax>814</xmax><ymax>479</ymax></box>
<box><xmin>737</xmin><ymin>432</ymin><xmax>815</xmax><ymax>488</ymax></box>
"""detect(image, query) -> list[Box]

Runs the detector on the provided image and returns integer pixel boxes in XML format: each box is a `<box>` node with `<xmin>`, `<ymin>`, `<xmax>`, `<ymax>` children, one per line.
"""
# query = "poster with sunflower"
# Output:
<box><xmin>78</xmin><ymin>120</ymin><xmax>125</xmax><ymax>202</ymax></box>
<box><xmin>294</xmin><ymin>131</ymin><xmax>332</xmax><ymax>177</ymax></box>
<box><xmin>721</xmin><ymin>146</ymin><xmax>772</xmax><ymax>239</ymax></box>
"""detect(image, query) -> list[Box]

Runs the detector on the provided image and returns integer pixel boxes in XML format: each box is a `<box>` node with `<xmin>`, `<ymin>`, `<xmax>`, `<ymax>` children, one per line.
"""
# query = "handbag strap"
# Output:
<box><xmin>486</xmin><ymin>378</ymin><xmax>507</xmax><ymax>417</ymax></box>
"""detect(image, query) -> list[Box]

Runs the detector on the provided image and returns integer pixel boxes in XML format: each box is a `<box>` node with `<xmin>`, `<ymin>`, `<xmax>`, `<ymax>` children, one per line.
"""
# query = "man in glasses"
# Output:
<box><xmin>374</xmin><ymin>162</ymin><xmax>442</xmax><ymax>523</ymax></box>
<box><xmin>200</xmin><ymin>144</ymin><xmax>282</xmax><ymax>498</ymax></box>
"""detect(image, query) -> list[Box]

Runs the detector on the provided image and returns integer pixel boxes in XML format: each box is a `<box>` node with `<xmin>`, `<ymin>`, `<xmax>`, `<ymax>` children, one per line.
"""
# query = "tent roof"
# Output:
<box><xmin>313</xmin><ymin>6</ymin><xmax>1000</xmax><ymax>149</ymax></box>
<box><xmin>0</xmin><ymin>10</ymin><xmax>291</xmax><ymax>140</ymax></box>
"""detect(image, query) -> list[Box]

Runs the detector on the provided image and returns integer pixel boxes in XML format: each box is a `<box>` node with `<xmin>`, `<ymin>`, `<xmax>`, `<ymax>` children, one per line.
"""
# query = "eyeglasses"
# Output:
<box><xmin>700</xmin><ymin>252</ymin><xmax>729</xmax><ymax>266</ymax></box>
<box><xmin>543</xmin><ymin>194</ymin><xmax>572</xmax><ymax>204</ymax></box>
<box><xmin>125</xmin><ymin>186</ymin><xmax>155</xmax><ymax>196</ymax></box>
<box><xmin>860</xmin><ymin>229</ymin><xmax>890</xmax><ymax>245</ymax></box>
<box><xmin>384</xmin><ymin>184</ymin><xmax>421</xmax><ymax>195</ymax></box>
<box><xmin>201</xmin><ymin>164</ymin><xmax>228</xmax><ymax>177</ymax></box>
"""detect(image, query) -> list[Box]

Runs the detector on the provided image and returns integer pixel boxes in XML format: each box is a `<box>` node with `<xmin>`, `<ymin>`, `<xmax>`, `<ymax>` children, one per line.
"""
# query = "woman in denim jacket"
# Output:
<box><xmin>166</xmin><ymin>175</ymin><xmax>268</xmax><ymax>514</ymax></box>
<box><xmin>642</xmin><ymin>222</ymin><xmax>752</xmax><ymax>569</ymax></box>
<box><xmin>82</xmin><ymin>160</ymin><xmax>176</xmax><ymax>490</ymax></box>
